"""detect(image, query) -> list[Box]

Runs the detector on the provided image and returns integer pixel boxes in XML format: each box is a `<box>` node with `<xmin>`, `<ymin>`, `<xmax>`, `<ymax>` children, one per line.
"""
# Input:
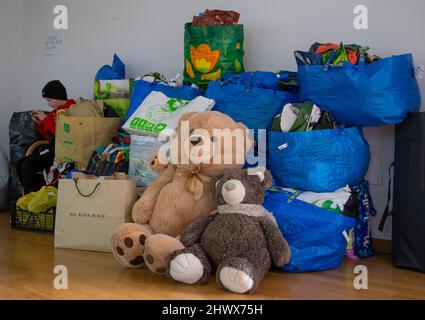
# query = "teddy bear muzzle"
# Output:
<box><xmin>221</xmin><ymin>179</ymin><xmax>246</xmax><ymax>204</ymax></box>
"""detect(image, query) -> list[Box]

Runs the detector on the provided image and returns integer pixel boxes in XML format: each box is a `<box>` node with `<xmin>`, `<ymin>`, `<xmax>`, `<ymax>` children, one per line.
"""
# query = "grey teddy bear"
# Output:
<box><xmin>166</xmin><ymin>168</ymin><xmax>291</xmax><ymax>294</ymax></box>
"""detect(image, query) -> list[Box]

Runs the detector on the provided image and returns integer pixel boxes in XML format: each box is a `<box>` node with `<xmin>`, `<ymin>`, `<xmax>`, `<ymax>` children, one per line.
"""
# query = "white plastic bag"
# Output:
<box><xmin>281</xmin><ymin>185</ymin><xmax>354</xmax><ymax>214</ymax></box>
<box><xmin>123</xmin><ymin>91</ymin><xmax>215</xmax><ymax>136</ymax></box>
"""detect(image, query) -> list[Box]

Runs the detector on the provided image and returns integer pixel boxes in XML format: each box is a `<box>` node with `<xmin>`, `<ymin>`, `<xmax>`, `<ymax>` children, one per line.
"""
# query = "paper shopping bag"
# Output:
<box><xmin>54</xmin><ymin>175</ymin><xmax>136</xmax><ymax>252</ymax></box>
<box><xmin>54</xmin><ymin>111</ymin><xmax>121</xmax><ymax>167</ymax></box>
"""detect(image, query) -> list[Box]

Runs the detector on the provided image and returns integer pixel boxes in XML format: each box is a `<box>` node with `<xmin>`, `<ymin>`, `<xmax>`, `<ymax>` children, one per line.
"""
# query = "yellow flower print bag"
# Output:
<box><xmin>184</xmin><ymin>23</ymin><xmax>244</xmax><ymax>87</ymax></box>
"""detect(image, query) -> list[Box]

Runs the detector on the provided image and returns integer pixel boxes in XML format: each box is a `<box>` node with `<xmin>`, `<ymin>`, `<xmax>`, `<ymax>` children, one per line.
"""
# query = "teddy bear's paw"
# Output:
<box><xmin>144</xmin><ymin>234</ymin><xmax>185</xmax><ymax>275</ymax></box>
<box><xmin>219</xmin><ymin>267</ymin><xmax>254</xmax><ymax>294</ymax></box>
<box><xmin>169</xmin><ymin>253</ymin><xmax>205</xmax><ymax>284</ymax></box>
<box><xmin>111</xmin><ymin>223</ymin><xmax>153</xmax><ymax>268</ymax></box>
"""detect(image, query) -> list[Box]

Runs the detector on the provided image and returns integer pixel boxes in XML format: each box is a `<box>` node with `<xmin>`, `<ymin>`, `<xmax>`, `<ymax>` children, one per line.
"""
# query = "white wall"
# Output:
<box><xmin>0</xmin><ymin>0</ymin><xmax>23</xmax><ymax>153</ymax></box>
<box><xmin>16</xmin><ymin>0</ymin><xmax>425</xmax><ymax>239</ymax></box>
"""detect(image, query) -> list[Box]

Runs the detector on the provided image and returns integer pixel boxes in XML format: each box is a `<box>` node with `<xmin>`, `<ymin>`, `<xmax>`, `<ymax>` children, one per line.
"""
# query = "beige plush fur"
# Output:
<box><xmin>111</xmin><ymin>111</ymin><xmax>252</xmax><ymax>275</ymax></box>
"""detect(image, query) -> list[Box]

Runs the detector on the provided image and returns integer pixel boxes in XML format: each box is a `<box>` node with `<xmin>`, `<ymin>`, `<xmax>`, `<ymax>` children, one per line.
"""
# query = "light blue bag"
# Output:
<box><xmin>206</xmin><ymin>71</ymin><xmax>299</xmax><ymax>129</ymax></box>
<box><xmin>298</xmin><ymin>54</ymin><xmax>421</xmax><ymax>126</ymax></box>
<box><xmin>264</xmin><ymin>187</ymin><xmax>356</xmax><ymax>272</ymax></box>
<box><xmin>125</xmin><ymin>80</ymin><xmax>202</xmax><ymax>120</ymax></box>
<box><xmin>268</xmin><ymin>127</ymin><xmax>370</xmax><ymax>192</ymax></box>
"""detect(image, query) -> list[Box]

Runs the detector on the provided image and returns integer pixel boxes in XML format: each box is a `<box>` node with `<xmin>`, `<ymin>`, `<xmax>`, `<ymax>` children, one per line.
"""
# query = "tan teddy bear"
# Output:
<box><xmin>111</xmin><ymin>111</ymin><xmax>252</xmax><ymax>275</ymax></box>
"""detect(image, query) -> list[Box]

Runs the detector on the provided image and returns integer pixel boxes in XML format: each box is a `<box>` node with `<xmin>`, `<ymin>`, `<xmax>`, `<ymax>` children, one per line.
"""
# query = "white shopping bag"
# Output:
<box><xmin>123</xmin><ymin>91</ymin><xmax>215</xmax><ymax>136</ymax></box>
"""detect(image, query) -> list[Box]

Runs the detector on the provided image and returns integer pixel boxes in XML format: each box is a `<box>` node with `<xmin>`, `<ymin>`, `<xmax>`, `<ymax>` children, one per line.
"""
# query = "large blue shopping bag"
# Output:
<box><xmin>206</xmin><ymin>71</ymin><xmax>299</xmax><ymax>130</ymax></box>
<box><xmin>264</xmin><ymin>187</ymin><xmax>356</xmax><ymax>272</ymax></box>
<box><xmin>298</xmin><ymin>54</ymin><xmax>421</xmax><ymax>126</ymax></box>
<box><xmin>267</xmin><ymin>127</ymin><xmax>370</xmax><ymax>192</ymax></box>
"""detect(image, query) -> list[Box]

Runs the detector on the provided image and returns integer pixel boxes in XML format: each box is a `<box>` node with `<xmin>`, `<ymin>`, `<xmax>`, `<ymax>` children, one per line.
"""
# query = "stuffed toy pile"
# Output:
<box><xmin>111</xmin><ymin>111</ymin><xmax>253</xmax><ymax>275</ymax></box>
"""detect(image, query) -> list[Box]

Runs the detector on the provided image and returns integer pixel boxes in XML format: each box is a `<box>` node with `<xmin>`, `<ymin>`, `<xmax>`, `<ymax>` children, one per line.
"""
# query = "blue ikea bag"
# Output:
<box><xmin>206</xmin><ymin>71</ymin><xmax>299</xmax><ymax>129</ymax></box>
<box><xmin>95</xmin><ymin>54</ymin><xmax>126</xmax><ymax>80</ymax></box>
<box><xmin>125</xmin><ymin>80</ymin><xmax>202</xmax><ymax>120</ymax></box>
<box><xmin>268</xmin><ymin>127</ymin><xmax>370</xmax><ymax>192</ymax></box>
<box><xmin>298</xmin><ymin>54</ymin><xmax>421</xmax><ymax>126</ymax></box>
<box><xmin>264</xmin><ymin>188</ymin><xmax>356</xmax><ymax>272</ymax></box>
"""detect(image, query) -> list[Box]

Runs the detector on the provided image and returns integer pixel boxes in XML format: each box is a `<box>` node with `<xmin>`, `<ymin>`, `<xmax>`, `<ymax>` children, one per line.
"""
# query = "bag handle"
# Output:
<box><xmin>219</xmin><ymin>72</ymin><xmax>255</xmax><ymax>92</ymax></box>
<box><xmin>286</xmin><ymin>190</ymin><xmax>303</xmax><ymax>204</ymax></box>
<box><xmin>219</xmin><ymin>73</ymin><xmax>241</xmax><ymax>86</ymax></box>
<box><xmin>73</xmin><ymin>178</ymin><xmax>101</xmax><ymax>198</ymax></box>
<box><xmin>378</xmin><ymin>162</ymin><xmax>394</xmax><ymax>232</ymax></box>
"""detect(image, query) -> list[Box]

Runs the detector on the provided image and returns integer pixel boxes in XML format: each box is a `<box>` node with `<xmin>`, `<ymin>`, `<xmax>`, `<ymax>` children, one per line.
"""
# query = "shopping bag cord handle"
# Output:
<box><xmin>73</xmin><ymin>178</ymin><xmax>101</xmax><ymax>198</ymax></box>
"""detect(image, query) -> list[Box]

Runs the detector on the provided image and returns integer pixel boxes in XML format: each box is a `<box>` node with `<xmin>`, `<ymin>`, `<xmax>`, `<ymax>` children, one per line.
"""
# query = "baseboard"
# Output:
<box><xmin>373</xmin><ymin>238</ymin><xmax>392</xmax><ymax>254</ymax></box>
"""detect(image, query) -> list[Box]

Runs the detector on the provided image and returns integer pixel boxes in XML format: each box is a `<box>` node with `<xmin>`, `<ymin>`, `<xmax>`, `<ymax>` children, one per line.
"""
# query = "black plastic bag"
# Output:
<box><xmin>8</xmin><ymin>111</ymin><xmax>43</xmax><ymax>204</ymax></box>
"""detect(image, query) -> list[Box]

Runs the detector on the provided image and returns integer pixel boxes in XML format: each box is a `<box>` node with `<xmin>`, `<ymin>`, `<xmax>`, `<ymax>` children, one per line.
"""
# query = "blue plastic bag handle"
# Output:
<box><xmin>219</xmin><ymin>72</ymin><xmax>254</xmax><ymax>92</ymax></box>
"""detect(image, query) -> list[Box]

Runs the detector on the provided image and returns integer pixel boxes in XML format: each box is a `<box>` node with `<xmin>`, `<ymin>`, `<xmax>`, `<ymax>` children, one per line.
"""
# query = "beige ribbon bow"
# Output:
<box><xmin>176</xmin><ymin>165</ymin><xmax>207</xmax><ymax>202</ymax></box>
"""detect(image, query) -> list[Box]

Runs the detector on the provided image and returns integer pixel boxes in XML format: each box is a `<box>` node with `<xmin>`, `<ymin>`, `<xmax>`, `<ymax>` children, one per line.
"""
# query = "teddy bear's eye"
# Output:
<box><xmin>211</xmin><ymin>136</ymin><xmax>217</xmax><ymax>143</ymax></box>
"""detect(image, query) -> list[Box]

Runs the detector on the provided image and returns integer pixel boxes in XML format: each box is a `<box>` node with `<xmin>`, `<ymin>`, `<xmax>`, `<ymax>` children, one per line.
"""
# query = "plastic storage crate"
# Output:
<box><xmin>11</xmin><ymin>202</ymin><xmax>55</xmax><ymax>233</ymax></box>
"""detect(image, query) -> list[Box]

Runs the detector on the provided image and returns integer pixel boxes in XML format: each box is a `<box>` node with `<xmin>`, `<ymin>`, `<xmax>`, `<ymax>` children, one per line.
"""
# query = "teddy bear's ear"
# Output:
<box><xmin>261</xmin><ymin>169</ymin><xmax>273</xmax><ymax>190</ymax></box>
<box><xmin>250</xmin><ymin>167</ymin><xmax>273</xmax><ymax>190</ymax></box>
<box><xmin>210</xmin><ymin>175</ymin><xmax>224</xmax><ymax>196</ymax></box>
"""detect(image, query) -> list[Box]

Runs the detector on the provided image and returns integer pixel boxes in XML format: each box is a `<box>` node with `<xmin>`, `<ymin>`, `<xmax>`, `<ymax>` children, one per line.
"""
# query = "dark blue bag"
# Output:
<box><xmin>351</xmin><ymin>181</ymin><xmax>377</xmax><ymax>258</ymax></box>
<box><xmin>268</xmin><ymin>127</ymin><xmax>370</xmax><ymax>192</ymax></box>
<box><xmin>125</xmin><ymin>80</ymin><xmax>202</xmax><ymax>120</ymax></box>
<box><xmin>264</xmin><ymin>187</ymin><xmax>356</xmax><ymax>272</ymax></box>
<box><xmin>206</xmin><ymin>71</ymin><xmax>299</xmax><ymax>129</ymax></box>
<box><xmin>298</xmin><ymin>54</ymin><xmax>421</xmax><ymax>126</ymax></box>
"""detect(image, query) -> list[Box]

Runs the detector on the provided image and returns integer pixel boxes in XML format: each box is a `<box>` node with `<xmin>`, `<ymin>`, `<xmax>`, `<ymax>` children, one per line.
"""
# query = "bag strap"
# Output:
<box><xmin>73</xmin><ymin>178</ymin><xmax>101</xmax><ymax>198</ymax></box>
<box><xmin>286</xmin><ymin>190</ymin><xmax>303</xmax><ymax>204</ymax></box>
<box><xmin>378</xmin><ymin>161</ymin><xmax>395</xmax><ymax>232</ymax></box>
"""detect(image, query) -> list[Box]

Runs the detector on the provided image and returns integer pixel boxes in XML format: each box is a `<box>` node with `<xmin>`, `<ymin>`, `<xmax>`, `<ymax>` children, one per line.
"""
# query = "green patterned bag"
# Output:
<box><xmin>93</xmin><ymin>79</ymin><xmax>134</xmax><ymax>119</ymax></box>
<box><xmin>184</xmin><ymin>23</ymin><xmax>244</xmax><ymax>87</ymax></box>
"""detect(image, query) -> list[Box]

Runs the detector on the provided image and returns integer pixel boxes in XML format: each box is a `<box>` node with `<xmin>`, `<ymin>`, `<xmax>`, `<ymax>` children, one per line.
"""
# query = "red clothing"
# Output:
<box><xmin>36</xmin><ymin>99</ymin><xmax>76</xmax><ymax>141</ymax></box>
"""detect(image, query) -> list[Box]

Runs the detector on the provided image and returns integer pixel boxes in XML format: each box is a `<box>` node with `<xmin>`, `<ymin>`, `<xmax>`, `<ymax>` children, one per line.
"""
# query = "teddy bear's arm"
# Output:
<box><xmin>180</xmin><ymin>213</ymin><xmax>218</xmax><ymax>247</ymax></box>
<box><xmin>258</xmin><ymin>217</ymin><xmax>291</xmax><ymax>267</ymax></box>
<box><xmin>132</xmin><ymin>166</ymin><xmax>176</xmax><ymax>224</ymax></box>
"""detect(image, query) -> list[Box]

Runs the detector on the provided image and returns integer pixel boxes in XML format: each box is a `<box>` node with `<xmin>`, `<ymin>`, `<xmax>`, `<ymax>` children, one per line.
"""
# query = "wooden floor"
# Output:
<box><xmin>1</xmin><ymin>211</ymin><xmax>424</xmax><ymax>300</ymax></box>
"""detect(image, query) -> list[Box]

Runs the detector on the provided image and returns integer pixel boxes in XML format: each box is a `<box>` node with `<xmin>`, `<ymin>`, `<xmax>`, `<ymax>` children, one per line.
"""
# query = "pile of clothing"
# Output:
<box><xmin>86</xmin><ymin>131</ymin><xmax>130</xmax><ymax>177</ymax></box>
<box><xmin>192</xmin><ymin>9</ymin><xmax>240</xmax><ymax>26</ymax></box>
<box><xmin>295</xmin><ymin>42</ymin><xmax>381</xmax><ymax>67</ymax></box>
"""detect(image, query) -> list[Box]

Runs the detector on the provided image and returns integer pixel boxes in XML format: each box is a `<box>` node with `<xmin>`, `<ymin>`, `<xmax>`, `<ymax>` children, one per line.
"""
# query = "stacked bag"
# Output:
<box><xmin>262</xmin><ymin>42</ymin><xmax>420</xmax><ymax>271</ymax></box>
<box><xmin>204</xmin><ymin>41</ymin><xmax>420</xmax><ymax>272</ymax></box>
<box><xmin>295</xmin><ymin>42</ymin><xmax>420</xmax><ymax>126</ymax></box>
<box><xmin>184</xmin><ymin>10</ymin><xmax>244</xmax><ymax>88</ymax></box>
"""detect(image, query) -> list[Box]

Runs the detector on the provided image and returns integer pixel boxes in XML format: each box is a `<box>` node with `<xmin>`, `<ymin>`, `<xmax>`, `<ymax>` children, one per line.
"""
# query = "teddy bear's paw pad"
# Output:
<box><xmin>219</xmin><ymin>267</ymin><xmax>254</xmax><ymax>294</ymax></box>
<box><xmin>169</xmin><ymin>253</ymin><xmax>204</xmax><ymax>284</ymax></box>
<box><xmin>112</xmin><ymin>233</ymin><xmax>149</xmax><ymax>268</ymax></box>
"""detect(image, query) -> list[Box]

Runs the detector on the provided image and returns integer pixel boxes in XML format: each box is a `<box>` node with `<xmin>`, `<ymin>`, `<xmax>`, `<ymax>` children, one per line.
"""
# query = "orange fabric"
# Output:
<box><xmin>315</xmin><ymin>43</ymin><xmax>339</xmax><ymax>54</ymax></box>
